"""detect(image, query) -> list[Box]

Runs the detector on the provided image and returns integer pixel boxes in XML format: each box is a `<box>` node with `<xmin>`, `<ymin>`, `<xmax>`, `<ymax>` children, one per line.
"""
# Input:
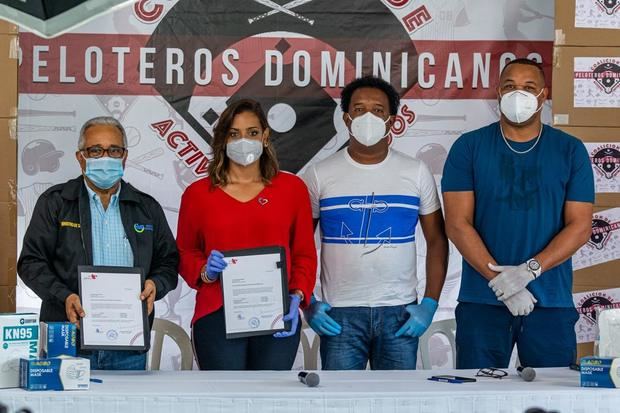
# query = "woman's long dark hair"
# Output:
<box><xmin>208</xmin><ymin>99</ymin><xmax>279</xmax><ymax>186</ymax></box>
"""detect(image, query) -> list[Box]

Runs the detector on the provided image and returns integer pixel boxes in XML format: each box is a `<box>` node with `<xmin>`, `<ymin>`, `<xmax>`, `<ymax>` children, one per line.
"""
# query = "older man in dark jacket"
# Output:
<box><xmin>18</xmin><ymin>116</ymin><xmax>179</xmax><ymax>370</ymax></box>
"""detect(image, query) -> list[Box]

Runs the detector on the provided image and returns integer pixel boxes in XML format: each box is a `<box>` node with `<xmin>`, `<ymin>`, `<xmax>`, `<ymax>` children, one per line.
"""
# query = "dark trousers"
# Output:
<box><xmin>455</xmin><ymin>302</ymin><xmax>579</xmax><ymax>369</ymax></box>
<box><xmin>192</xmin><ymin>308</ymin><xmax>300</xmax><ymax>370</ymax></box>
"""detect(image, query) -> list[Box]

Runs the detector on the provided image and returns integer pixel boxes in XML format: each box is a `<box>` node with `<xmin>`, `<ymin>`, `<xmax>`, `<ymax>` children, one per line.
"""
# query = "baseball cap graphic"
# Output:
<box><xmin>416</xmin><ymin>143</ymin><xmax>448</xmax><ymax>175</ymax></box>
<box><xmin>21</xmin><ymin>139</ymin><xmax>64</xmax><ymax>175</ymax></box>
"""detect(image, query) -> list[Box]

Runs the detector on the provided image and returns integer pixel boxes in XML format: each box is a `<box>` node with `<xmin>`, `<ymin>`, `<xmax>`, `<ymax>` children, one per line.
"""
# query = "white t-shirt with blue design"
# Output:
<box><xmin>302</xmin><ymin>148</ymin><xmax>440</xmax><ymax>307</ymax></box>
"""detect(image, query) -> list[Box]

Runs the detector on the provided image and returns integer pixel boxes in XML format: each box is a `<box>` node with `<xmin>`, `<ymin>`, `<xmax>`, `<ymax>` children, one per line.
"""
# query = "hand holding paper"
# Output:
<box><xmin>65</xmin><ymin>293</ymin><xmax>85</xmax><ymax>326</ymax></box>
<box><xmin>206</xmin><ymin>250</ymin><xmax>227</xmax><ymax>281</ymax></box>
<box><xmin>273</xmin><ymin>294</ymin><xmax>301</xmax><ymax>338</ymax></box>
<box><xmin>140</xmin><ymin>279</ymin><xmax>156</xmax><ymax>315</ymax></box>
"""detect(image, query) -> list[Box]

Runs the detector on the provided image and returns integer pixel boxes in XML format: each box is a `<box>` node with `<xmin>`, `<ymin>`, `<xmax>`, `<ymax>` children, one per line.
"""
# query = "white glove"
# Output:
<box><xmin>488</xmin><ymin>263</ymin><xmax>536</xmax><ymax>300</ymax></box>
<box><xmin>502</xmin><ymin>288</ymin><xmax>537</xmax><ymax>316</ymax></box>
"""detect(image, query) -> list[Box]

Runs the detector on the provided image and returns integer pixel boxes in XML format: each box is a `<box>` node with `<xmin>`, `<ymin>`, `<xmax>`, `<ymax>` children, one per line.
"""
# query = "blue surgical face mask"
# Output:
<box><xmin>83</xmin><ymin>156</ymin><xmax>124</xmax><ymax>190</ymax></box>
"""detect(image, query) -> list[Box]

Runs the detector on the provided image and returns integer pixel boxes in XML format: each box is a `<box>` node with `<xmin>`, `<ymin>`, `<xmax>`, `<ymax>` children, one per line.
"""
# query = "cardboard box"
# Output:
<box><xmin>0</xmin><ymin>19</ymin><xmax>17</xmax><ymax>35</ymax></box>
<box><xmin>552</xmin><ymin>46</ymin><xmax>620</xmax><ymax>128</ymax></box>
<box><xmin>557</xmin><ymin>126</ymin><xmax>620</xmax><ymax>207</ymax></box>
<box><xmin>574</xmin><ymin>260</ymin><xmax>620</xmax><ymax>360</ymax></box>
<box><xmin>0</xmin><ymin>118</ymin><xmax>16</xmax><ymax>204</ymax></box>
<box><xmin>0</xmin><ymin>313</ymin><xmax>39</xmax><ymax>388</ymax></box>
<box><xmin>580</xmin><ymin>357</ymin><xmax>620</xmax><ymax>388</ymax></box>
<box><xmin>40</xmin><ymin>322</ymin><xmax>77</xmax><ymax>358</ymax></box>
<box><xmin>555</xmin><ymin>0</ymin><xmax>620</xmax><ymax>47</ymax></box>
<box><xmin>0</xmin><ymin>200</ymin><xmax>17</xmax><ymax>286</ymax></box>
<box><xmin>0</xmin><ymin>34</ymin><xmax>17</xmax><ymax>118</ymax></box>
<box><xmin>0</xmin><ymin>286</ymin><xmax>16</xmax><ymax>312</ymax></box>
<box><xmin>20</xmin><ymin>357</ymin><xmax>90</xmax><ymax>391</ymax></box>
<box><xmin>573</xmin><ymin>204</ymin><xmax>619</xmax><ymax>359</ymax></box>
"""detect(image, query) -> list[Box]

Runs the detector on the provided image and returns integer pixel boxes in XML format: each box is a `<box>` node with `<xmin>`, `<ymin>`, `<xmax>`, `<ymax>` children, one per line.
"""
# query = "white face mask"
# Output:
<box><xmin>499</xmin><ymin>89</ymin><xmax>544</xmax><ymax>124</ymax></box>
<box><xmin>348</xmin><ymin>112</ymin><xmax>389</xmax><ymax>147</ymax></box>
<box><xmin>226</xmin><ymin>138</ymin><xmax>263</xmax><ymax>166</ymax></box>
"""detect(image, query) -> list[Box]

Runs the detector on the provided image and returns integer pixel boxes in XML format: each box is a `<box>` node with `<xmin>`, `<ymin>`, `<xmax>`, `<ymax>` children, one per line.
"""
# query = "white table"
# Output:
<box><xmin>1</xmin><ymin>368</ymin><xmax>617</xmax><ymax>413</ymax></box>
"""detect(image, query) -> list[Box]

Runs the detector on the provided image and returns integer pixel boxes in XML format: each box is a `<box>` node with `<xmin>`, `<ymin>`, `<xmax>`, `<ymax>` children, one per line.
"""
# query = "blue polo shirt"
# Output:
<box><xmin>441</xmin><ymin>122</ymin><xmax>594</xmax><ymax>308</ymax></box>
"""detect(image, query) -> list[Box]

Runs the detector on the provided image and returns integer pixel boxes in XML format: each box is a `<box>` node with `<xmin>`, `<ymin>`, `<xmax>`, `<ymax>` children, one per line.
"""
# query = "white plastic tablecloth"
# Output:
<box><xmin>1</xmin><ymin>368</ymin><xmax>618</xmax><ymax>413</ymax></box>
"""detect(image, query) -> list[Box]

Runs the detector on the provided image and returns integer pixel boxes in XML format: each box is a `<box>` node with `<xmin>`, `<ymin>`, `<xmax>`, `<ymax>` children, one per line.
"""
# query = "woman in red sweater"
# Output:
<box><xmin>177</xmin><ymin>99</ymin><xmax>317</xmax><ymax>370</ymax></box>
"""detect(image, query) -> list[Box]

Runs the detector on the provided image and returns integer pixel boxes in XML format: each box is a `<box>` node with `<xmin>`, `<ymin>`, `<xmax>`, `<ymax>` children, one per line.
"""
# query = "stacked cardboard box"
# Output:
<box><xmin>0</xmin><ymin>19</ymin><xmax>18</xmax><ymax>312</ymax></box>
<box><xmin>553</xmin><ymin>1</ymin><xmax>620</xmax><ymax>359</ymax></box>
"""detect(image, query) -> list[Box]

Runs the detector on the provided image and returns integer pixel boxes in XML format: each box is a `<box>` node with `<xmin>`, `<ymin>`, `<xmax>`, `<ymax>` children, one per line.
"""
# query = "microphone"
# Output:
<box><xmin>298</xmin><ymin>371</ymin><xmax>320</xmax><ymax>387</ymax></box>
<box><xmin>517</xmin><ymin>366</ymin><xmax>536</xmax><ymax>382</ymax></box>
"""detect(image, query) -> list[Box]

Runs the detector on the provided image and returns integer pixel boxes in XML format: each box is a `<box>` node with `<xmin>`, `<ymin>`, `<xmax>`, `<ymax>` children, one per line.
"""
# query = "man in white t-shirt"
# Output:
<box><xmin>302</xmin><ymin>76</ymin><xmax>448</xmax><ymax>370</ymax></box>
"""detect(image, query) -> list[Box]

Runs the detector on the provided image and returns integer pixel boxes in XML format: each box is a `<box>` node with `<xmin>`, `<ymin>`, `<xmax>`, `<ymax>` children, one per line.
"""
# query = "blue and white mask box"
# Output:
<box><xmin>40</xmin><ymin>322</ymin><xmax>77</xmax><ymax>357</ymax></box>
<box><xmin>0</xmin><ymin>313</ymin><xmax>39</xmax><ymax>388</ymax></box>
<box><xmin>20</xmin><ymin>357</ymin><xmax>90</xmax><ymax>391</ymax></box>
<box><xmin>580</xmin><ymin>356</ymin><xmax>620</xmax><ymax>388</ymax></box>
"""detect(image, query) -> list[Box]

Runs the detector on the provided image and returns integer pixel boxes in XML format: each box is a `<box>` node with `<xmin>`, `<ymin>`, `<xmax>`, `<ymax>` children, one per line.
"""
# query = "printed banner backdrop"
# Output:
<box><xmin>573</xmin><ymin>287</ymin><xmax>620</xmax><ymax>344</ymax></box>
<box><xmin>16</xmin><ymin>0</ymin><xmax>555</xmax><ymax>369</ymax></box>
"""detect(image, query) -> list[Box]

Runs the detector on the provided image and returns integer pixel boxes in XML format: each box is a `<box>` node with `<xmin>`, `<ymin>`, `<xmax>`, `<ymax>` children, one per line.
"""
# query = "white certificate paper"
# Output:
<box><xmin>78</xmin><ymin>266</ymin><xmax>148</xmax><ymax>350</ymax></box>
<box><xmin>221</xmin><ymin>248</ymin><xmax>287</xmax><ymax>339</ymax></box>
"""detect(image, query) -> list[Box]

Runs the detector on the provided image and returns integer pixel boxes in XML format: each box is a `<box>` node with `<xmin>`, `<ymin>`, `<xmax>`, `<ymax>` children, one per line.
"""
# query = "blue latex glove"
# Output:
<box><xmin>395</xmin><ymin>297</ymin><xmax>438</xmax><ymax>338</ymax></box>
<box><xmin>274</xmin><ymin>294</ymin><xmax>301</xmax><ymax>338</ymax></box>
<box><xmin>205</xmin><ymin>250</ymin><xmax>227</xmax><ymax>281</ymax></box>
<box><xmin>303</xmin><ymin>297</ymin><xmax>342</xmax><ymax>336</ymax></box>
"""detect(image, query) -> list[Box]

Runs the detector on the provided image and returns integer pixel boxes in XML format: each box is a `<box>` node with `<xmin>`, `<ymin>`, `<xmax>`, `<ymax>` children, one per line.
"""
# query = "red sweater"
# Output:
<box><xmin>177</xmin><ymin>172</ymin><xmax>317</xmax><ymax>325</ymax></box>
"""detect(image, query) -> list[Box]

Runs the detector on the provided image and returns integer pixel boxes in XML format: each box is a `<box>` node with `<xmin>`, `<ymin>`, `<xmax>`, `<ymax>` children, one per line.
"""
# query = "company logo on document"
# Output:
<box><xmin>577</xmin><ymin>291</ymin><xmax>620</xmax><ymax>325</ymax></box>
<box><xmin>595</xmin><ymin>0</ymin><xmax>620</xmax><ymax>16</ymax></box>
<box><xmin>588</xmin><ymin>215</ymin><xmax>620</xmax><ymax>250</ymax></box>
<box><xmin>591</xmin><ymin>144</ymin><xmax>620</xmax><ymax>179</ymax></box>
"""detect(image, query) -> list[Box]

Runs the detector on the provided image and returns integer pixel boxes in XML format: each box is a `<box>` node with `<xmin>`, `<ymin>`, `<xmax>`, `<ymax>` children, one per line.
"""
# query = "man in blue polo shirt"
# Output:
<box><xmin>442</xmin><ymin>58</ymin><xmax>594</xmax><ymax>368</ymax></box>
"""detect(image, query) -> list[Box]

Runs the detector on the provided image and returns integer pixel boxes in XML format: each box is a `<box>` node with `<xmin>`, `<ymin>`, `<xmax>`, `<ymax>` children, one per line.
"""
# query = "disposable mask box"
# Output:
<box><xmin>580</xmin><ymin>356</ymin><xmax>620</xmax><ymax>388</ymax></box>
<box><xmin>20</xmin><ymin>357</ymin><xmax>90</xmax><ymax>391</ymax></box>
<box><xmin>0</xmin><ymin>313</ymin><xmax>39</xmax><ymax>388</ymax></box>
<box><xmin>40</xmin><ymin>322</ymin><xmax>77</xmax><ymax>358</ymax></box>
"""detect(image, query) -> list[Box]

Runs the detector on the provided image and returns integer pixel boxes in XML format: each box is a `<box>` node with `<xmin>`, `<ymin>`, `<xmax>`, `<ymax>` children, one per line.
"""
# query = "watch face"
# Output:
<box><xmin>528</xmin><ymin>260</ymin><xmax>541</xmax><ymax>271</ymax></box>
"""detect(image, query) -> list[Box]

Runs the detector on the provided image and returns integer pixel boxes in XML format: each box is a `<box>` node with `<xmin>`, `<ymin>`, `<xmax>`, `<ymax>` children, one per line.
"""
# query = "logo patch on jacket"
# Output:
<box><xmin>134</xmin><ymin>223</ymin><xmax>153</xmax><ymax>233</ymax></box>
<box><xmin>60</xmin><ymin>221</ymin><xmax>80</xmax><ymax>228</ymax></box>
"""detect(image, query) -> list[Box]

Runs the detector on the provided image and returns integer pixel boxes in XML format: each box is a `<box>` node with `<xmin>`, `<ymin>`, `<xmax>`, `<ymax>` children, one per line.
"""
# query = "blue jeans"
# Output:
<box><xmin>80</xmin><ymin>350</ymin><xmax>147</xmax><ymax>370</ymax></box>
<box><xmin>320</xmin><ymin>303</ymin><xmax>419</xmax><ymax>370</ymax></box>
<box><xmin>455</xmin><ymin>302</ymin><xmax>579</xmax><ymax>369</ymax></box>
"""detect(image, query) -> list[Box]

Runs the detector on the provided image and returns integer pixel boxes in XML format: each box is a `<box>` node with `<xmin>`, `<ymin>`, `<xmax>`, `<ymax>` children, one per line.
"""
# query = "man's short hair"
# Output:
<box><xmin>500</xmin><ymin>58</ymin><xmax>546</xmax><ymax>84</ymax></box>
<box><xmin>340</xmin><ymin>76</ymin><xmax>401</xmax><ymax>116</ymax></box>
<box><xmin>78</xmin><ymin>116</ymin><xmax>127</xmax><ymax>150</ymax></box>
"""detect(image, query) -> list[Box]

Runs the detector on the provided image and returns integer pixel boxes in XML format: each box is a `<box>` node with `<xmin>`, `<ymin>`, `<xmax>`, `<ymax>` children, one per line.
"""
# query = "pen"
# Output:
<box><xmin>427</xmin><ymin>377</ymin><xmax>463</xmax><ymax>384</ymax></box>
<box><xmin>90</xmin><ymin>378</ymin><xmax>103</xmax><ymax>383</ymax></box>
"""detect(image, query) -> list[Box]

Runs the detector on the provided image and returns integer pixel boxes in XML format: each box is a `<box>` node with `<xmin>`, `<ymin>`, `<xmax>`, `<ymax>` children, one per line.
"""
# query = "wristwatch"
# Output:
<box><xmin>526</xmin><ymin>258</ymin><xmax>542</xmax><ymax>279</ymax></box>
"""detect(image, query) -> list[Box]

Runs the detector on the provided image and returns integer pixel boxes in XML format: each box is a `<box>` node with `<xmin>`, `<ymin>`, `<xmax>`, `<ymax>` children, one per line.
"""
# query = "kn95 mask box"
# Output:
<box><xmin>0</xmin><ymin>313</ymin><xmax>39</xmax><ymax>388</ymax></box>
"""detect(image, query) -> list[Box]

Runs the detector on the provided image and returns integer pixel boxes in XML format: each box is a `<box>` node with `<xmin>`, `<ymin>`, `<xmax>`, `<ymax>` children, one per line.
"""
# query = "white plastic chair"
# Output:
<box><xmin>149</xmin><ymin>318</ymin><xmax>194</xmax><ymax>370</ymax></box>
<box><xmin>300</xmin><ymin>317</ymin><xmax>320</xmax><ymax>370</ymax></box>
<box><xmin>419</xmin><ymin>318</ymin><xmax>457</xmax><ymax>369</ymax></box>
